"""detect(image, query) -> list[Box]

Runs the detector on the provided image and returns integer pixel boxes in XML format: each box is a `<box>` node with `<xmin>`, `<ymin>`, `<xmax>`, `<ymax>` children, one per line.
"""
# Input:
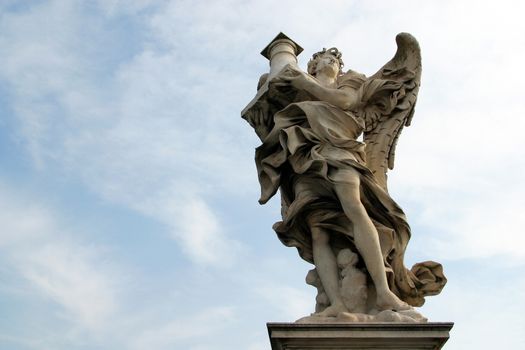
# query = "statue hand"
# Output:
<box><xmin>270</xmin><ymin>66</ymin><xmax>312</xmax><ymax>92</ymax></box>
<box><xmin>246</xmin><ymin>104</ymin><xmax>270</xmax><ymax>140</ymax></box>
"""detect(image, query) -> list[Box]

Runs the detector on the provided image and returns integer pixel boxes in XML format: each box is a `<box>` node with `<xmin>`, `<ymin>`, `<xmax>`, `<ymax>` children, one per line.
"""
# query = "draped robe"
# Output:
<box><xmin>255</xmin><ymin>71</ymin><xmax>445</xmax><ymax>307</ymax></box>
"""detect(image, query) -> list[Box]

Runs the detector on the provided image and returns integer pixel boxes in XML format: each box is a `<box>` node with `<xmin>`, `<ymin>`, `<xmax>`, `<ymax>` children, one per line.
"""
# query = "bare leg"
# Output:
<box><xmin>333</xmin><ymin>169</ymin><xmax>409</xmax><ymax>311</ymax></box>
<box><xmin>310</xmin><ymin>223</ymin><xmax>348</xmax><ymax>316</ymax></box>
<box><xmin>294</xmin><ymin>177</ymin><xmax>348</xmax><ymax>316</ymax></box>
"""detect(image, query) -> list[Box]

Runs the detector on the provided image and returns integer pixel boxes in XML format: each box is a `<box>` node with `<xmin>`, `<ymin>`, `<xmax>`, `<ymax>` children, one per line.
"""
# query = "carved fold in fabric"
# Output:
<box><xmin>255</xmin><ymin>75</ymin><xmax>446</xmax><ymax>307</ymax></box>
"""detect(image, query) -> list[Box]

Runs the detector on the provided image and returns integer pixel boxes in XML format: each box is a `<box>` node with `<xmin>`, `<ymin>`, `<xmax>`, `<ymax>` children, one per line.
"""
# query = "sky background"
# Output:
<box><xmin>1</xmin><ymin>0</ymin><xmax>524</xmax><ymax>349</ymax></box>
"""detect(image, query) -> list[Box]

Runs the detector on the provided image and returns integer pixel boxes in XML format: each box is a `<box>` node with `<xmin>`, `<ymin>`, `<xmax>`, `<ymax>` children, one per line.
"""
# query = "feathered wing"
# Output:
<box><xmin>354</xmin><ymin>33</ymin><xmax>422</xmax><ymax>191</ymax></box>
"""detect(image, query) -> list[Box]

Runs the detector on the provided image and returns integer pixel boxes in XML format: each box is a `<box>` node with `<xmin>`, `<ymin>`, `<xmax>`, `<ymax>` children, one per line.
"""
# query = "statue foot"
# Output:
<box><xmin>313</xmin><ymin>302</ymin><xmax>348</xmax><ymax>317</ymax></box>
<box><xmin>376</xmin><ymin>291</ymin><xmax>411</xmax><ymax>312</ymax></box>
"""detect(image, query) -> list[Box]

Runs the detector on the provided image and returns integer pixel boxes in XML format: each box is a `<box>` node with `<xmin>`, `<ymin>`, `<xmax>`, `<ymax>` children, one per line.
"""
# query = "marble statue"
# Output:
<box><xmin>242</xmin><ymin>33</ymin><xmax>446</xmax><ymax>323</ymax></box>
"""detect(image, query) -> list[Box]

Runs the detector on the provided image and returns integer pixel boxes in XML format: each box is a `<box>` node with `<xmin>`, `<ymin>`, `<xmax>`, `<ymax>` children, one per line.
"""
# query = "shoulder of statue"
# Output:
<box><xmin>337</xmin><ymin>70</ymin><xmax>367</xmax><ymax>89</ymax></box>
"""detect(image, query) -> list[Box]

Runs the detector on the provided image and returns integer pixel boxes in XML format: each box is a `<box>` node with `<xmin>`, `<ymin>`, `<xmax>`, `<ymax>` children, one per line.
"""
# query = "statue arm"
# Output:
<box><xmin>271</xmin><ymin>66</ymin><xmax>358</xmax><ymax>110</ymax></box>
<box><xmin>301</xmin><ymin>78</ymin><xmax>358</xmax><ymax>110</ymax></box>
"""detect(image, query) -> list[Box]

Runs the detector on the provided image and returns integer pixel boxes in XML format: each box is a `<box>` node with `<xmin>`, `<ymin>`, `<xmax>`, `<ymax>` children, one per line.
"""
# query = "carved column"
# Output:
<box><xmin>241</xmin><ymin>32</ymin><xmax>303</xmax><ymax>119</ymax></box>
<box><xmin>261</xmin><ymin>32</ymin><xmax>303</xmax><ymax>80</ymax></box>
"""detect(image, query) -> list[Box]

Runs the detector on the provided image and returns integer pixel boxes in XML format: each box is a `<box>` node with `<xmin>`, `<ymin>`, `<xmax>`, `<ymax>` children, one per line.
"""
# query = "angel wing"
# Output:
<box><xmin>354</xmin><ymin>33</ymin><xmax>422</xmax><ymax>192</ymax></box>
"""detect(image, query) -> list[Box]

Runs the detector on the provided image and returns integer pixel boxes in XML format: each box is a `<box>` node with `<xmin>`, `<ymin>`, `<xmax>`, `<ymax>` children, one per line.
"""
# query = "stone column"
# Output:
<box><xmin>241</xmin><ymin>32</ymin><xmax>303</xmax><ymax>118</ymax></box>
<box><xmin>261</xmin><ymin>32</ymin><xmax>303</xmax><ymax>80</ymax></box>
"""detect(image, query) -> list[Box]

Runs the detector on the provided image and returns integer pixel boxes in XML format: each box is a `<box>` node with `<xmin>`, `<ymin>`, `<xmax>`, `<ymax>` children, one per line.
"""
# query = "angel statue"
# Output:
<box><xmin>242</xmin><ymin>33</ymin><xmax>446</xmax><ymax>322</ymax></box>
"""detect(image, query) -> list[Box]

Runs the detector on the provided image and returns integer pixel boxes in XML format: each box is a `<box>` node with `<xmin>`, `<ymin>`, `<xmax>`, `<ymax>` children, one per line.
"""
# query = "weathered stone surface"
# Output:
<box><xmin>267</xmin><ymin>322</ymin><xmax>453</xmax><ymax>350</ymax></box>
<box><xmin>243</xmin><ymin>32</ymin><xmax>448</xmax><ymax>321</ymax></box>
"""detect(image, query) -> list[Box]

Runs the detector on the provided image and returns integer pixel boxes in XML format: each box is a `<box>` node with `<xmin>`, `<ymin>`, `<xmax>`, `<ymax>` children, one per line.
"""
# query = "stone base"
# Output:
<box><xmin>267</xmin><ymin>322</ymin><xmax>453</xmax><ymax>350</ymax></box>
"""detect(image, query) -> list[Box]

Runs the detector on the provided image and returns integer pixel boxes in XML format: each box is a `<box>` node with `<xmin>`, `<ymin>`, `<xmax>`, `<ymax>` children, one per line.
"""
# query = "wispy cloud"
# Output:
<box><xmin>0</xmin><ymin>0</ymin><xmax>246</xmax><ymax>266</ymax></box>
<box><xmin>16</xmin><ymin>243</ymin><xmax>117</xmax><ymax>330</ymax></box>
<box><xmin>1</xmin><ymin>1</ymin><xmax>524</xmax><ymax>349</ymax></box>
<box><xmin>0</xmin><ymin>181</ymin><xmax>120</xmax><ymax>332</ymax></box>
<box><xmin>168</xmin><ymin>196</ymin><xmax>242</xmax><ymax>266</ymax></box>
<box><xmin>255</xmin><ymin>284</ymin><xmax>313</xmax><ymax>320</ymax></box>
<box><xmin>421</xmin><ymin>263</ymin><xmax>525</xmax><ymax>349</ymax></box>
<box><xmin>130</xmin><ymin>306</ymin><xmax>236</xmax><ymax>350</ymax></box>
<box><xmin>0</xmin><ymin>180</ymin><xmax>247</xmax><ymax>349</ymax></box>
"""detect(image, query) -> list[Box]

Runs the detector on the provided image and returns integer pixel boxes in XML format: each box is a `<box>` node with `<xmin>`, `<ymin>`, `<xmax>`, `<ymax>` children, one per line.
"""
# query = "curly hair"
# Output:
<box><xmin>307</xmin><ymin>47</ymin><xmax>344</xmax><ymax>76</ymax></box>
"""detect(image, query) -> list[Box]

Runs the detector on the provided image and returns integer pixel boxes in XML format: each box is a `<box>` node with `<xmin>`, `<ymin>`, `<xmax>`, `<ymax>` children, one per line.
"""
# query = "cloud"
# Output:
<box><xmin>0</xmin><ymin>181</ymin><xmax>120</xmax><ymax>332</ymax></box>
<box><xmin>421</xmin><ymin>262</ymin><xmax>525</xmax><ymax>349</ymax></box>
<box><xmin>0</xmin><ymin>0</ymin><xmax>247</xmax><ymax>266</ymax></box>
<box><xmin>246</xmin><ymin>343</ymin><xmax>269</xmax><ymax>350</ymax></box>
<box><xmin>130</xmin><ymin>306</ymin><xmax>236</xmax><ymax>350</ymax></box>
<box><xmin>1</xmin><ymin>2</ymin><xmax>525</xmax><ymax>349</ymax></box>
<box><xmin>0</xmin><ymin>195</ymin><xmax>51</xmax><ymax>247</ymax></box>
<box><xmin>256</xmin><ymin>284</ymin><xmax>313</xmax><ymax>320</ymax></box>
<box><xmin>0</xmin><ymin>179</ymin><xmax>246</xmax><ymax>349</ymax></box>
<box><xmin>95</xmin><ymin>0</ymin><xmax>158</xmax><ymax>17</ymax></box>
<box><xmin>169</xmin><ymin>197</ymin><xmax>242</xmax><ymax>266</ymax></box>
<box><xmin>16</xmin><ymin>243</ymin><xmax>117</xmax><ymax>330</ymax></box>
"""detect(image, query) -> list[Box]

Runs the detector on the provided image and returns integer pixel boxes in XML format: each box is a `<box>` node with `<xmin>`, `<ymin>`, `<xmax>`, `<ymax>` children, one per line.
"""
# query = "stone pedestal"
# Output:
<box><xmin>267</xmin><ymin>322</ymin><xmax>453</xmax><ymax>350</ymax></box>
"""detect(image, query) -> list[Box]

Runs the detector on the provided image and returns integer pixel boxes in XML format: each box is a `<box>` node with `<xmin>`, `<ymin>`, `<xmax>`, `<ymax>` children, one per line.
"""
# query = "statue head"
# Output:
<box><xmin>307</xmin><ymin>47</ymin><xmax>344</xmax><ymax>77</ymax></box>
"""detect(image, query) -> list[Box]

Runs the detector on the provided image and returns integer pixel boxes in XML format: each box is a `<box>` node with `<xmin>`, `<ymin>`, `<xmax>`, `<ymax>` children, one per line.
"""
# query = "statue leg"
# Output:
<box><xmin>292</xmin><ymin>178</ymin><xmax>348</xmax><ymax>316</ymax></box>
<box><xmin>333</xmin><ymin>169</ymin><xmax>410</xmax><ymax>311</ymax></box>
<box><xmin>309</xmin><ymin>219</ymin><xmax>348</xmax><ymax>317</ymax></box>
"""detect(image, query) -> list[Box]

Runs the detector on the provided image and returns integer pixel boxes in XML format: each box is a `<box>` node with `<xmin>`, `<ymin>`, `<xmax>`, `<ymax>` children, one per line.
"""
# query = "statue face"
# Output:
<box><xmin>315</xmin><ymin>54</ymin><xmax>340</xmax><ymax>78</ymax></box>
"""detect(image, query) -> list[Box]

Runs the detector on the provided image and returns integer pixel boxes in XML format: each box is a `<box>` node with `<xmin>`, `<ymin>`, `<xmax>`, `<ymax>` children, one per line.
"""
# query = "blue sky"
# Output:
<box><xmin>1</xmin><ymin>0</ymin><xmax>524</xmax><ymax>349</ymax></box>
